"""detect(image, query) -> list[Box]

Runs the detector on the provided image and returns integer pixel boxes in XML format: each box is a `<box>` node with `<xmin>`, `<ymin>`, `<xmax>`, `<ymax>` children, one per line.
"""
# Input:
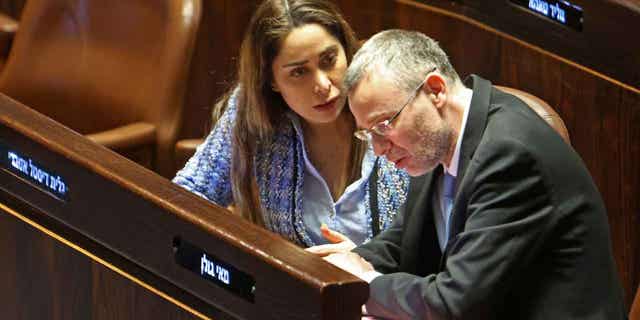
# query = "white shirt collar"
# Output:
<box><xmin>443</xmin><ymin>88</ymin><xmax>473</xmax><ymax>177</ymax></box>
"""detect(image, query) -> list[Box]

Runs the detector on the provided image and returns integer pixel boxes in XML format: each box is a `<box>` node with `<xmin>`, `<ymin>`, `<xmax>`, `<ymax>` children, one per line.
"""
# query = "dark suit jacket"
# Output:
<box><xmin>354</xmin><ymin>75</ymin><xmax>626</xmax><ymax>320</ymax></box>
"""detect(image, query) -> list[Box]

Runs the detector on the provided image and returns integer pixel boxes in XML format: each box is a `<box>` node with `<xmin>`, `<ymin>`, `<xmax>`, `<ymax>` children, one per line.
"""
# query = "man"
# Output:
<box><xmin>319</xmin><ymin>30</ymin><xmax>626</xmax><ymax>319</ymax></box>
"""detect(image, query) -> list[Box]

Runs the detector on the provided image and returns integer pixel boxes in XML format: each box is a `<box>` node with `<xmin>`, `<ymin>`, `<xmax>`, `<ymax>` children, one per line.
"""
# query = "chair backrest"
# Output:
<box><xmin>495</xmin><ymin>86</ymin><xmax>571</xmax><ymax>145</ymax></box>
<box><xmin>631</xmin><ymin>285</ymin><xmax>640</xmax><ymax>320</ymax></box>
<box><xmin>0</xmin><ymin>0</ymin><xmax>201</xmax><ymax>176</ymax></box>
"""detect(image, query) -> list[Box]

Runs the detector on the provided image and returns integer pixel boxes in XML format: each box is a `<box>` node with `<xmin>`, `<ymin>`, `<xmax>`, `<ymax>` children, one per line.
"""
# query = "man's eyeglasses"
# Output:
<box><xmin>354</xmin><ymin>67</ymin><xmax>437</xmax><ymax>142</ymax></box>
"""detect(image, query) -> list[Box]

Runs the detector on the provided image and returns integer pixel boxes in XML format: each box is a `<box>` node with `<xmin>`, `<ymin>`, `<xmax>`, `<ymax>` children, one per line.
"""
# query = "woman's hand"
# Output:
<box><xmin>305</xmin><ymin>223</ymin><xmax>356</xmax><ymax>256</ymax></box>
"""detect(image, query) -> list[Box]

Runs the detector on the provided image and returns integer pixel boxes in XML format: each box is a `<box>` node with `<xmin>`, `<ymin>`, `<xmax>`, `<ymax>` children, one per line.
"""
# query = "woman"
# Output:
<box><xmin>173</xmin><ymin>0</ymin><xmax>409</xmax><ymax>247</ymax></box>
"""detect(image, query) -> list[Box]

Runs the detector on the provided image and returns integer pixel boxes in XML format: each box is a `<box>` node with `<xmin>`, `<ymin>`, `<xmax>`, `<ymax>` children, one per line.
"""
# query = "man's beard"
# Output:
<box><xmin>406</xmin><ymin>112</ymin><xmax>453</xmax><ymax>176</ymax></box>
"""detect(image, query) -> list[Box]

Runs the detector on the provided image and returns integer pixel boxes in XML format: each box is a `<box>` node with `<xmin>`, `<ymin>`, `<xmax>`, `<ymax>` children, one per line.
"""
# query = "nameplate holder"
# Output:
<box><xmin>0</xmin><ymin>142</ymin><xmax>70</xmax><ymax>202</ymax></box>
<box><xmin>173</xmin><ymin>237</ymin><xmax>256</xmax><ymax>302</ymax></box>
<box><xmin>510</xmin><ymin>0</ymin><xmax>584</xmax><ymax>31</ymax></box>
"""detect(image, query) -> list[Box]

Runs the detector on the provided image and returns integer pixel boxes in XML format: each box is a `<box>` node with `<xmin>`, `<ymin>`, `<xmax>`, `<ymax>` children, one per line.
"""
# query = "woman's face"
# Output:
<box><xmin>271</xmin><ymin>23</ymin><xmax>348</xmax><ymax>125</ymax></box>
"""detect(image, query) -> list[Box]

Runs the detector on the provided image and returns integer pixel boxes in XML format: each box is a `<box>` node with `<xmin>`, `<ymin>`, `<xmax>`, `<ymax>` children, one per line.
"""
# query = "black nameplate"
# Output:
<box><xmin>173</xmin><ymin>237</ymin><xmax>255</xmax><ymax>302</ymax></box>
<box><xmin>0</xmin><ymin>142</ymin><xmax>69</xmax><ymax>202</ymax></box>
<box><xmin>511</xmin><ymin>0</ymin><xmax>584</xmax><ymax>31</ymax></box>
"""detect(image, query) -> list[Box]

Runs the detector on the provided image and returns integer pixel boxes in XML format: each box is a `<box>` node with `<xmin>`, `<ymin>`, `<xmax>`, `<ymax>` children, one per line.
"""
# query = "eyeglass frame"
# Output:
<box><xmin>353</xmin><ymin>66</ymin><xmax>437</xmax><ymax>142</ymax></box>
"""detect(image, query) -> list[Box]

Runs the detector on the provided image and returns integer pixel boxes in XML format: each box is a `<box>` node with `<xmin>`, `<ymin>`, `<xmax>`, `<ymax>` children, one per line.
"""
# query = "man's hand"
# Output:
<box><xmin>305</xmin><ymin>223</ymin><xmax>356</xmax><ymax>256</ymax></box>
<box><xmin>322</xmin><ymin>251</ymin><xmax>375</xmax><ymax>280</ymax></box>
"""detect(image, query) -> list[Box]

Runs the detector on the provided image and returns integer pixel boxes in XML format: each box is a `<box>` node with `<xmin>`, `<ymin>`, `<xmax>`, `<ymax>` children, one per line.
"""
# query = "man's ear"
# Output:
<box><xmin>424</xmin><ymin>73</ymin><xmax>447</xmax><ymax>108</ymax></box>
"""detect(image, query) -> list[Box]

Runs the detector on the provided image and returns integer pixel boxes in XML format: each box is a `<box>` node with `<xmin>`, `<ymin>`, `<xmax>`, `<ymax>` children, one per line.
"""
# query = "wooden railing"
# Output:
<box><xmin>0</xmin><ymin>93</ymin><xmax>368</xmax><ymax>320</ymax></box>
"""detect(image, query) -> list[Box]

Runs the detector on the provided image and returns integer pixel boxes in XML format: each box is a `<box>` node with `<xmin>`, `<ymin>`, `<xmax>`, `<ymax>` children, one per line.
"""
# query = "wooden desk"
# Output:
<box><xmin>0</xmin><ymin>93</ymin><xmax>368</xmax><ymax>319</ymax></box>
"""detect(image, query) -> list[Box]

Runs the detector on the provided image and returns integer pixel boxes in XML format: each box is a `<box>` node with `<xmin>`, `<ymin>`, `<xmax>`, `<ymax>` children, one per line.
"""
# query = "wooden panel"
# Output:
<box><xmin>179</xmin><ymin>0</ymin><xmax>257</xmax><ymax>139</ymax></box>
<box><xmin>0</xmin><ymin>203</ymin><xmax>198</xmax><ymax>320</ymax></box>
<box><xmin>414</xmin><ymin>0</ymin><xmax>640</xmax><ymax>88</ymax></box>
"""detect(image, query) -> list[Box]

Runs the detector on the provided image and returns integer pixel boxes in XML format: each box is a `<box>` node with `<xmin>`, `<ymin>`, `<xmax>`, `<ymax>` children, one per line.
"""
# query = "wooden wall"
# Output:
<box><xmin>179</xmin><ymin>0</ymin><xmax>256</xmax><ymax>139</ymax></box>
<box><xmin>179</xmin><ymin>0</ymin><xmax>640</xmax><ymax>309</ymax></box>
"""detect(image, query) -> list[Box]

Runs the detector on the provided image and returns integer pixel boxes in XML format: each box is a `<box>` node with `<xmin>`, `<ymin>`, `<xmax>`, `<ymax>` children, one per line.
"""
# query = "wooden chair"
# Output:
<box><xmin>0</xmin><ymin>11</ymin><xmax>18</xmax><ymax>70</ymax></box>
<box><xmin>0</xmin><ymin>0</ymin><xmax>202</xmax><ymax>177</ymax></box>
<box><xmin>496</xmin><ymin>86</ymin><xmax>571</xmax><ymax>145</ymax></box>
<box><xmin>631</xmin><ymin>285</ymin><xmax>640</xmax><ymax>320</ymax></box>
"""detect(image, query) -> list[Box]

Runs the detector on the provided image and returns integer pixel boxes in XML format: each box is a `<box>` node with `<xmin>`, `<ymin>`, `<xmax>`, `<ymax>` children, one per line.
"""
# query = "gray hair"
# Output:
<box><xmin>343</xmin><ymin>29</ymin><xmax>460</xmax><ymax>94</ymax></box>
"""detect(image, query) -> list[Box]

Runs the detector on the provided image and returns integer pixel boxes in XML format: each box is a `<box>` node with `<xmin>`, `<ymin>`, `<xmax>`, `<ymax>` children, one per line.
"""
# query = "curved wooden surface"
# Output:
<box><xmin>0</xmin><ymin>93</ymin><xmax>368</xmax><ymax>319</ymax></box>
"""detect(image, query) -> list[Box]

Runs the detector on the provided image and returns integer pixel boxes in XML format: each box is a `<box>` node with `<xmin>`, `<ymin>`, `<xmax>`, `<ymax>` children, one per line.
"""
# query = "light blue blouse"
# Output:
<box><xmin>288</xmin><ymin>113</ymin><xmax>376</xmax><ymax>245</ymax></box>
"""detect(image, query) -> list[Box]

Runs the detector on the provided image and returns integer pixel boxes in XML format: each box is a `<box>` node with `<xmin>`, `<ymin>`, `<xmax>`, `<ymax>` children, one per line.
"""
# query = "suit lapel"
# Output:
<box><xmin>444</xmin><ymin>75</ymin><xmax>492</xmax><ymax>252</ymax></box>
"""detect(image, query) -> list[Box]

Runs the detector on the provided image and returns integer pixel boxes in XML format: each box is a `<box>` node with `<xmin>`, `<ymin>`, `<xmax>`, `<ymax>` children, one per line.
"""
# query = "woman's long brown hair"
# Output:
<box><xmin>213</xmin><ymin>0</ymin><xmax>363</xmax><ymax>225</ymax></box>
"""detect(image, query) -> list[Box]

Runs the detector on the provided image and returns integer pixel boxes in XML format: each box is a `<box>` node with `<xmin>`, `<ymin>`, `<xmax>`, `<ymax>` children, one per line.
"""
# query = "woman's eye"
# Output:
<box><xmin>290</xmin><ymin>67</ymin><xmax>307</xmax><ymax>78</ymax></box>
<box><xmin>321</xmin><ymin>54</ymin><xmax>337</xmax><ymax>69</ymax></box>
